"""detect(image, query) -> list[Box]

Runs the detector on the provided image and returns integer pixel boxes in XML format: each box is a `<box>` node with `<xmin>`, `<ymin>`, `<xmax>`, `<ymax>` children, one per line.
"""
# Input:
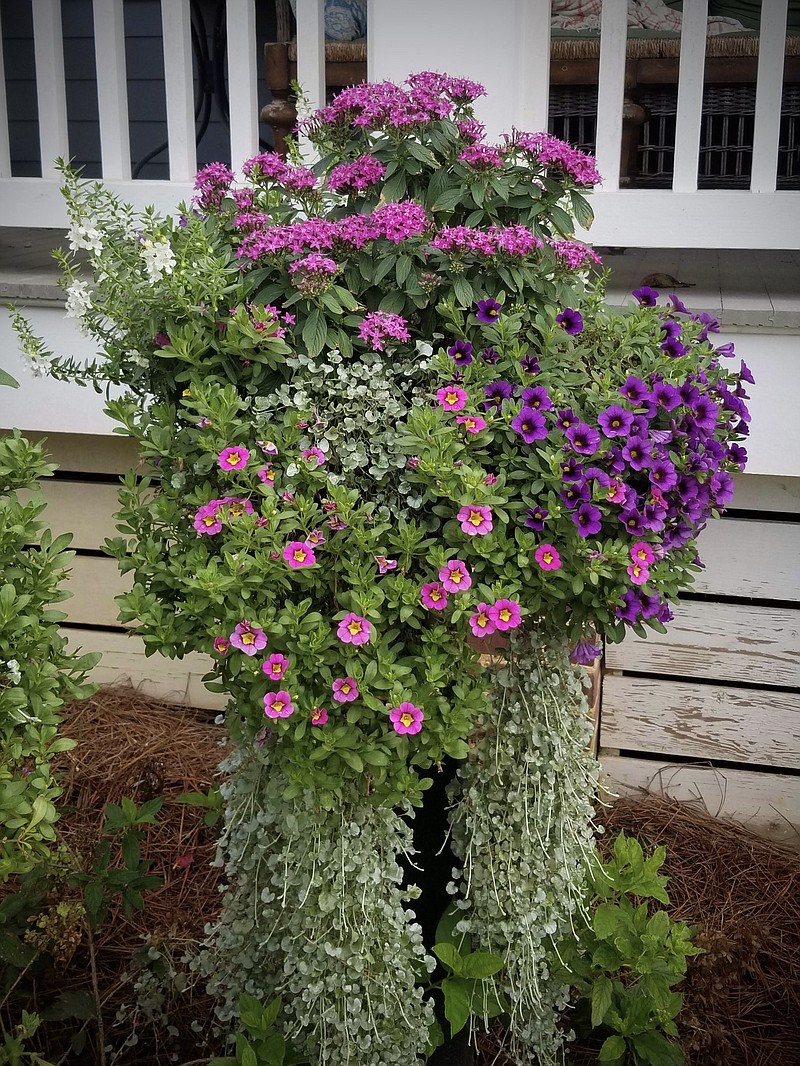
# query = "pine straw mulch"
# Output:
<box><xmin>7</xmin><ymin>688</ymin><xmax>800</xmax><ymax>1066</ymax></box>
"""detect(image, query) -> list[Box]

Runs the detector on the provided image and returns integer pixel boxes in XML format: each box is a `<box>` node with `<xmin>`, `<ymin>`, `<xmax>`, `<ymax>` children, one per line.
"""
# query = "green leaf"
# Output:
<box><xmin>84</xmin><ymin>882</ymin><xmax>105</xmax><ymax>928</ymax></box>
<box><xmin>0</xmin><ymin>366</ymin><xmax>20</xmax><ymax>388</ymax></box>
<box><xmin>570</xmin><ymin>189</ymin><xmax>595</xmax><ymax>230</ymax></box>
<box><xmin>460</xmin><ymin>951</ymin><xmax>504</xmax><ymax>979</ymax></box>
<box><xmin>630</xmin><ymin>1031</ymin><xmax>684</xmax><ymax>1066</ymax></box>
<box><xmin>432</xmin><ymin>187</ymin><xmax>463</xmax><ymax>214</ymax></box>
<box><xmin>0</xmin><ymin>930</ymin><xmax>37</xmax><ymax>969</ymax></box>
<box><xmin>433</xmin><ymin>941</ymin><xmax>463</xmax><ymax>974</ymax></box>
<box><xmin>302</xmin><ymin>308</ymin><xmax>328</xmax><ymax>357</ymax></box>
<box><xmin>594</xmin><ymin>902</ymin><xmax>622</xmax><ymax>940</ymax></box>
<box><xmin>598</xmin><ymin>1034</ymin><xmax>627</xmax><ymax>1063</ymax></box>
<box><xmin>441</xmin><ymin>977</ymin><xmax>472</xmax><ymax>1037</ymax></box>
<box><xmin>591</xmin><ymin>973</ymin><xmax>614</xmax><ymax>1027</ymax></box>
<box><xmin>42</xmin><ymin>990</ymin><xmax>97</xmax><ymax>1022</ymax></box>
<box><xmin>261</xmin><ymin>1030</ymin><xmax>287</xmax><ymax>1065</ymax></box>
<box><xmin>122</xmin><ymin>832</ymin><xmax>140</xmax><ymax>870</ymax></box>
<box><xmin>434</xmin><ymin>903</ymin><xmax>471</xmax><ymax>954</ymax></box>
<box><xmin>239</xmin><ymin>993</ymin><xmax>264</xmax><ymax>1032</ymax></box>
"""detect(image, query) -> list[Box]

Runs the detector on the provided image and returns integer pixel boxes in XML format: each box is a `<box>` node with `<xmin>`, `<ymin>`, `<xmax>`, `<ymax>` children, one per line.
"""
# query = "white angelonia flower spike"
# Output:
<box><xmin>141</xmin><ymin>239</ymin><xmax>176</xmax><ymax>282</ymax></box>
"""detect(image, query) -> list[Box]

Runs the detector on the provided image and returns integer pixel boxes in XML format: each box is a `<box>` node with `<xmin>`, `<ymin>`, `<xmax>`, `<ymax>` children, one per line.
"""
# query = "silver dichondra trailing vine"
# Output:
<box><xmin>448</xmin><ymin>628</ymin><xmax>601</xmax><ymax>1065</ymax></box>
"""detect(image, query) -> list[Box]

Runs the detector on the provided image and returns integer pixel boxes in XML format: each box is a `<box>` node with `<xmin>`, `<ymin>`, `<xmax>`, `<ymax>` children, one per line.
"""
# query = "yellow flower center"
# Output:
<box><xmin>347</xmin><ymin>620</ymin><xmax>362</xmax><ymax>635</ymax></box>
<box><xmin>341</xmin><ymin>683</ymin><xmax>351</xmax><ymax>695</ymax></box>
<box><xmin>543</xmin><ymin>551</ymin><xmax>553</xmax><ymax>565</ymax></box>
<box><xmin>499</xmin><ymin>608</ymin><xmax>511</xmax><ymax>622</ymax></box>
<box><xmin>431</xmin><ymin>590</ymin><xmax>442</xmax><ymax>601</ymax></box>
<box><xmin>230</xmin><ymin>503</ymin><xmax>244</xmax><ymax>517</ymax></box>
<box><xmin>450</xmin><ymin>570</ymin><xmax>462</xmax><ymax>583</ymax></box>
<box><xmin>477</xmin><ymin>614</ymin><xmax>488</xmax><ymax>628</ymax></box>
<box><xmin>293</xmin><ymin>549</ymin><xmax>307</xmax><ymax>562</ymax></box>
<box><xmin>272</xmin><ymin>700</ymin><xmax>284</xmax><ymax>713</ymax></box>
<box><xmin>242</xmin><ymin>633</ymin><xmax>255</xmax><ymax>645</ymax></box>
<box><xmin>400</xmin><ymin>712</ymin><xmax>414</xmax><ymax>728</ymax></box>
<box><xmin>468</xmin><ymin>511</ymin><xmax>483</xmax><ymax>526</ymax></box>
<box><xmin>203</xmin><ymin>514</ymin><xmax>216</xmax><ymax>527</ymax></box>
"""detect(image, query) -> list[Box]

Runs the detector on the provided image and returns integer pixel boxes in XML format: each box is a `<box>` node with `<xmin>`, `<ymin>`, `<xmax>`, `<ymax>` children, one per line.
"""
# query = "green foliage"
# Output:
<box><xmin>0</xmin><ymin>431</ymin><xmax>99</xmax><ymax>879</ymax></box>
<box><xmin>210</xmin><ymin>995</ymin><xmax>307</xmax><ymax>1066</ymax></box>
<box><xmin>0</xmin><ymin>1010</ymin><xmax>55</xmax><ymax>1066</ymax></box>
<box><xmin>558</xmin><ymin>833</ymin><xmax>702</xmax><ymax>1066</ymax></box>
<box><xmin>175</xmin><ymin>785</ymin><xmax>224</xmax><ymax>827</ymax></box>
<box><xmin>68</xmin><ymin>796</ymin><xmax>164</xmax><ymax>928</ymax></box>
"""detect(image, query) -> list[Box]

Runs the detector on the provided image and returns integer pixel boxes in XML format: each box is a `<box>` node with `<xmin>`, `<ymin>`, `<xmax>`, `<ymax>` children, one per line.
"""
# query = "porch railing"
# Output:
<box><xmin>0</xmin><ymin>0</ymin><xmax>798</xmax><ymax>248</ymax></box>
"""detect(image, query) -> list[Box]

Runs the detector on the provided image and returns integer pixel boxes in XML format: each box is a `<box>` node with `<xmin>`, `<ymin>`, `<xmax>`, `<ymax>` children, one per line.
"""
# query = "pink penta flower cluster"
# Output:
<box><xmin>550</xmin><ymin>239</ymin><xmax>602</xmax><ymax>271</ymax></box>
<box><xmin>358</xmin><ymin>311</ymin><xmax>411</xmax><ymax>352</ymax></box>
<box><xmin>503</xmin><ymin>129</ymin><xmax>602</xmax><ymax>186</ymax></box>
<box><xmin>328</xmin><ymin>155</ymin><xmax>387</xmax><ymax>193</ymax></box>
<box><xmin>300</xmin><ymin>72</ymin><xmax>484</xmax><ymax>136</ymax></box>
<box><xmin>458</xmin><ymin>144</ymin><xmax>504</xmax><ymax>169</ymax></box>
<box><xmin>288</xmin><ymin>254</ymin><xmax>338</xmax><ymax>296</ymax></box>
<box><xmin>193</xmin><ymin>162</ymin><xmax>234</xmax><ymax>211</ymax></box>
<box><xmin>430</xmin><ymin>225</ymin><xmax>543</xmax><ymax>260</ymax></box>
<box><xmin>242</xmin><ymin>151</ymin><xmax>317</xmax><ymax>192</ymax></box>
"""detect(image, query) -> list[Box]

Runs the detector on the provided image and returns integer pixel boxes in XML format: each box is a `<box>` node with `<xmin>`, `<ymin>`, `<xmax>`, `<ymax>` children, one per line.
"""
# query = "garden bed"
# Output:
<box><xmin>6</xmin><ymin>687</ymin><xmax>799</xmax><ymax>1065</ymax></box>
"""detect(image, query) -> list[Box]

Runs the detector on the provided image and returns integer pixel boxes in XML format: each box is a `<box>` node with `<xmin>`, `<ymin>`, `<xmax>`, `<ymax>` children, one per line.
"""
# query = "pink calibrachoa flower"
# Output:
<box><xmin>283</xmin><ymin>541</ymin><xmax>316</xmax><ymax>568</ymax></box>
<box><xmin>332</xmin><ymin>677</ymin><xmax>359</xmax><ymax>703</ymax></box>
<box><xmin>469</xmin><ymin>603</ymin><xmax>497</xmax><ymax>638</ymax></box>
<box><xmin>630</xmin><ymin>541</ymin><xmax>655</xmax><ymax>565</ymax></box>
<box><xmin>458</xmin><ymin>504</ymin><xmax>493</xmax><ymax>537</ymax></box>
<box><xmin>456</xmin><ymin>413</ymin><xmax>487</xmax><ymax>434</ymax></box>
<box><xmin>389</xmin><ymin>702</ymin><xmax>424</xmax><ymax>735</ymax></box>
<box><xmin>262</xmin><ymin>653</ymin><xmax>289</xmax><ymax>681</ymax></box>
<box><xmin>306</xmin><ymin>529</ymin><xmax>326</xmax><ymax>546</ymax></box>
<box><xmin>194</xmin><ymin>503</ymin><xmax>222</xmax><ymax>535</ymax></box>
<box><xmin>627</xmin><ymin>562</ymin><xmax>650</xmax><ymax>585</ymax></box>
<box><xmin>375</xmin><ymin>555</ymin><xmax>398</xmax><ymax>574</ymax></box>
<box><xmin>436</xmin><ymin>385</ymin><xmax>468</xmax><ymax>412</ymax></box>
<box><xmin>213</xmin><ymin>636</ymin><xmax>230</xmax><ymax>656</ymax></box>
<box><xmin>420</xmin><ymin>582</ymin><xmax>448</xmax><ymax>611</ymax></box>
<box><xmin>337</xmin><ymin>612</ymin><xmax>372</xmax><ymax>646</ymax></box>
<box><xmin>257</xmin><ymin>466</ymin><xmax>276</xmax><ymax>487</ymax></box>
<box><xmin>263</xmin><ymin>689</ymin><xmax>295</xmax><ymax>719</ymax></box>
<box><xmin>491</xmin><ymin>598</ymin><xmax>522</xmax><ymax>631</ymax></box>
<box><xmin>230</xmin><ymin>621</ymin><xmax>268</xmax><ymax>656</ymax></box>
<box><xmin>439</xmin><ymin>559</ymin><xmax>472</xmax><ymax>594</ymax></box>
<box><xmin>218</xmin><ymin>445</ymin><xmax>250</xmax><ymax>471</ymax></box>
<box><xmin>311</xmin><ymin>707</ymin><xmax>329</xmax><ymax>726</ymax></box>
<box><xmin>535</xmin><ymin>544</ymin><xmax>562</xmax><ymax>571</ymax></box>
<box><xmin>221</xmin><ymin>497</ymin><xmax>255</xmax><ymax>519</ymax></box>
<box><xmin>301</xmin><ymin>446</ymin><xmax>326</xmax><ymax>466</ymax></box>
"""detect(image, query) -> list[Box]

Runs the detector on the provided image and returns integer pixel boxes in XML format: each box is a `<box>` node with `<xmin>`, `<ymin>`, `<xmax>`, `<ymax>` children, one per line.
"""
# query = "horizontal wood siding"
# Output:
<box><xmin>601</xmin><ymin>755</ymin><xmax>800</xmax><ymax>847</ymax></box>
<box><xmin>605</xmin><ymin>600</ymin><xmax>800</xmax><ymax>687</ymax></box>
<box><xmin>691</xmin><ymin>518</ymin><xmax>800</xmax><ymax>601</ymax></box>
<box><xmin>603</xmin><ymin>676</ymin><xmax>800</xmax><ymax>769</ymax></box>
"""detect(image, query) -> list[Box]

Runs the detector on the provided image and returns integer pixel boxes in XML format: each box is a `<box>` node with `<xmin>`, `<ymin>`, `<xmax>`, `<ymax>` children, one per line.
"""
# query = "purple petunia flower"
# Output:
<box><xmin>560</xmin><ymin>456</ymin><xmax>585</xmax><ymax>481</ymax></box>
<box><xmin>692</xmin><ymin>394</ymin><xmax>719</xmax><ymax>432</ymax></box>
<box><xmin>556</xmin><ymin>408</ymin><xmax>578</xmax><ymax>431</ymax></box>
<box><xmin>648</xmin><ymin>458</ymin><xmax>678</xmax><ymax>491</ymax></box>
<box><xmin>710</xmin><ymin>470</ymin><xmax>736</xmax><ymax>505</ymax></box>
<box><xmin>739</xmin><ymin>359</ymin><xmax>755</xmax><ymax>385</ymax></box>
<box><xmin>620</xmin><ymin>508</ymin><xmax>647</xmax><ymax>536</ymax></box>
<box><xmin>597</xmin><ymin>404</ymin><xmax>634</xmax><ymax>439</ymax></box>
<box><xmin>448</xmin><ymin>339</ymin><xmax>474</xmax><ymax>366</ymax></box>
<box><xmin>556</xmin><ymin>307</ymin><xmax>584</xmax><ymax>334</ymax></box>
<box><xmin>572</xmin><ymin>502</ymin><xmax>602</xmax><ymax>538</ymax></box>
<box><xmin>569</xmin><ymin>637</ymin><xmax>602</xmax><ymax>665</ymax></box>
<box><xmin>511</xmin><ymin>406</ymin><xmax>548</xmax><ymax>444</ymax></box>
<box><xmin>482</xmin><ymin>381</ymin><xmax>515</xmax><ymax>409</ymax></box>
<box><xmin>652</xmin><ymin>381</ymin><xmax>681</xmax><ymax>411</ymax></box>
<box><xmin>632</xmin><ymin>286</ymin><xmax>659</xmax><ymax>306</ymax></box>
<box><xmin>524</xmin><ymin>505</ymin><xmax>549</xmax><ymax>531</ymax></box>
<box><xmin>480</xmin><ymin>347</ymin><xmax>501</xmax><ymax>365</ymax></box>
<box><xmin>476</xmin><ymin>298</ymin><xmax>503</xmax><ymax>323</ymax></box>
<box><xmin>727</xmin><ymin>443</ymin><xmax>748</xmax><ymax>468</ymax></box>
<box><xmin>715</xmin><ymin>341</ymin><xmax>736</xmax><ymax>359</ymax></box>
<box><xmin>616</xmin><ymin>589</ymin><xmax>643</xmax><ymax>624</ymax></box>
<box><xmin>661</xmin><ymin>336</ymin><xmax>690</xmax><ymax>359</ymax></box>
<box><xmin>520</xmin><ymin>385</ymin><xmax>553</xmax><ymax>411</ymax></box>
<box><xmin>692</xmin><ymin>311</ymin><xmax>720</xmax><ymax>340</ymax></box>
<box><xmin>622</xmin><ymin>436</ymin><xmax>652</xmax><ymax>471</ymax></box>
<box><xmin>619</xmin><ymin>376</ymin><xmax>651</xmax><ymax>405</ymax></box>
<box><xmin>566</xmin><ymin>422</ymin><xmax>600</xmax><ymax>456</ymax></box>
<box><xmin>520</xmin><ymin>353</ymin><xmax>540</xmax><ymax>374</ymax></box>
<box><xmin>669</xmin><ymin>293</ymin><xmax>690</xmax><ymax>315</ymax></box>
<box><xmin>660</xmin><ymin>319</ymin><xmax>683</xmax><ymax>340</ymax></box>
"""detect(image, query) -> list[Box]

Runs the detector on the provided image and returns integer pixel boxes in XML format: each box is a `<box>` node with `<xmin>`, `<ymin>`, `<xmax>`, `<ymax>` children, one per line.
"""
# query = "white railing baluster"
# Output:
<box><xmin>0</xmin><ymin>4</ymin><xmax>10</xmax><ymax>179</ymax></box>
<box><xmin>92</xmin><ymin>0</ymin><xmax>130</xmax><ymax>180</ymax></box>
<box><xmin>672</xmin><ymin>0</ymin><xmax>708</xmax><ymax>192</ymax></box>
<box><xmin>32</xmin><ymin>0</ymin><xmax>69</xmax><ymax>177</ymax></box>
<box><xmin>295</xmin><ymin>0</ymin><xmax>326</xmax><ymax>118</ymax></box>
<box><xmin>517</xmin><ymin>1</ymin><xmax>552</xmax><ymax>134</ymax></box>
<box><xmin>751</xmin><ymin>0</ymin><xmax>789</xmax><ymax>193</ymax></box>
<box><xmin>160</xmin><ymin>0</ymin><xmax>196</xmax><ymax>182</ymax></box>
<box><xmin>226</xmin><ymin>0</ymin><xmax>259</xmax><ymax>170</ymax></box>
<box><xmin>596</xmin><ymin>0</ymin><xmax>627</xmax><ymax>191</ymax></box>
